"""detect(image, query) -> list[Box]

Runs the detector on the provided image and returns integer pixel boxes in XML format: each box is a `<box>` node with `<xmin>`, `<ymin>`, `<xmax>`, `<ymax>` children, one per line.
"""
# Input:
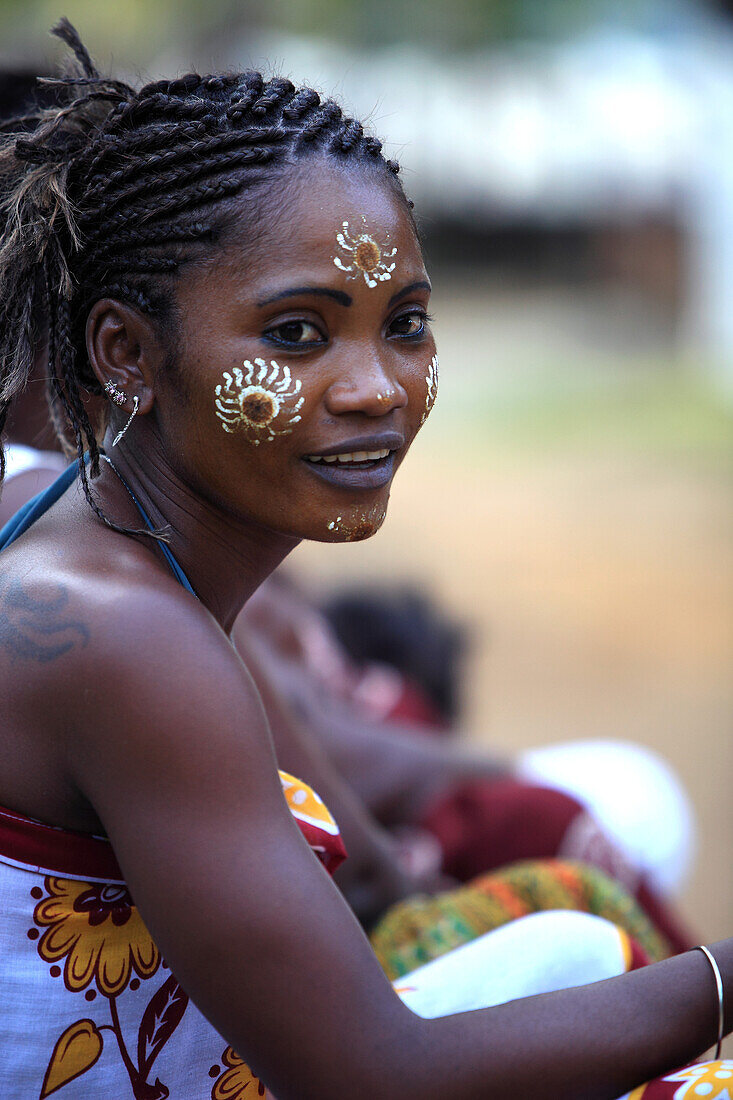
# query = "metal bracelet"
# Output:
<box><xmin>694</xmin><ymin>944</ymin><xmax>724</xmax><ymax>1061</ymax></box>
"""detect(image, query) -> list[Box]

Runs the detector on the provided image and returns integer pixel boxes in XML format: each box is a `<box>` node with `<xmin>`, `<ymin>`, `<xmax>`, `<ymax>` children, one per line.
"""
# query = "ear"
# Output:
<box><xmin>86</xmin><ymin>298</ymin><xmax>165</xmax><ymax>416</ymax></box>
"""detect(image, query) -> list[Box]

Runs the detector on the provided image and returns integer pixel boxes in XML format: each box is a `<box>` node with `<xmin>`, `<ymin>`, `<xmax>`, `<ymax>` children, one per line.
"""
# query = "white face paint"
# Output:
<box><xmin>214</xmin><ymin>359</ymin><xmax>304</xmax><ymax>445</ymax></box>
<box><xmin>333</xmin><ymin>217</ymin><xmax>397</xmax><ymax>288</ymax></box>
<box><xmin>420</xmin><ymin>354</ymin><xmax>439</xmax><ymax>425</ymax></box>
<box><xmin>326</xmin><ymin>501</ymin><xmax>387</xmax><ymax>541</ymax></box>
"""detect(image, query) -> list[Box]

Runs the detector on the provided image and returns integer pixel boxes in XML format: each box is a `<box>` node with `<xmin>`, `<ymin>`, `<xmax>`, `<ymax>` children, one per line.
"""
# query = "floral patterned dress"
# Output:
<box><xmin>0</xmin><ymin>770</ymin><xmax>345</xmax><ymax>1100</ymax></box>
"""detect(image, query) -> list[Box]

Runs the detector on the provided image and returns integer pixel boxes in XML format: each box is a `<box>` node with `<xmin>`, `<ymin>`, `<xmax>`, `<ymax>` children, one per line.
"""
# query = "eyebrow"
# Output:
<box><xmin>257</xmin><ymin>286</ymin><xmax>353</xmax><ymax>308</ymax></box>
<box><xmin>387</xmin><ymin>280</ymin><xmax>432</xmax><ymax>308</ymax></box>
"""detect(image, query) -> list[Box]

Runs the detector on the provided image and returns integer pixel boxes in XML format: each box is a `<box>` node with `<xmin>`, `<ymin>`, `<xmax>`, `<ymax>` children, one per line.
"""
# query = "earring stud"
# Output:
<box><xmin>104</xmin><ymin>379</ymin><xmax>127</xmax><ymax>408</ymax></box>
<box><xmin>103</xmin><ymin>380</ymin><xmax>139</xmax><ymax>446</ymax></box>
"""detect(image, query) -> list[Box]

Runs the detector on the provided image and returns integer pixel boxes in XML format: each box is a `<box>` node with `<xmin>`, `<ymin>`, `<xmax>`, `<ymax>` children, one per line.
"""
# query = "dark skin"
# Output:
<box><xmin>0</xmin><ymin>159</ymin><xmax>731</xmax><ymax>1099</ymax></box>
<box><xmin>235</xmin><ymin>574</ymin><xmax>511</xmax><ymax>824</ymax></box>
<box><xmin>243</xmin><ymin>610</ymin><xmax>508</xmax><ymax>823</ymax></box>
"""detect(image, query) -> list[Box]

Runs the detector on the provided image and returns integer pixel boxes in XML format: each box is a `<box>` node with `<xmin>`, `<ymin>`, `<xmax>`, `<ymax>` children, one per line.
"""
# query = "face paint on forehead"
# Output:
<box><xmin>334</xmin><ymin>216</ymin><xmax>397</xmax><ymax>289</ymax></box>
<box><xmin>214</xmin><ymin>359</ymin><xmax>304</xmax><ymax>445</ymax></box>
<box><xmin>420</xmin><ymin>354</ymin><xmax>439</xmax><ymax>426</ymax></box>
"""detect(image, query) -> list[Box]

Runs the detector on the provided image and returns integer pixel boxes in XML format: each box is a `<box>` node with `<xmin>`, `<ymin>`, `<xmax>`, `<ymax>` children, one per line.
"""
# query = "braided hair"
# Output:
<box><xmin>0</xmin><ymin>20</ymin><xmax>409</xmax><ymax>534</ymax></box>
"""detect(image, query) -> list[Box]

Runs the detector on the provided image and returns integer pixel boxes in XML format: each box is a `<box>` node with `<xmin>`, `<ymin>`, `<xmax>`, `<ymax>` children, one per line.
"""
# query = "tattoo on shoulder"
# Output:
<box><xmin>0</xmin><ymin>576</ymin><xmax>90</xmax><ymax>663</ymax></box>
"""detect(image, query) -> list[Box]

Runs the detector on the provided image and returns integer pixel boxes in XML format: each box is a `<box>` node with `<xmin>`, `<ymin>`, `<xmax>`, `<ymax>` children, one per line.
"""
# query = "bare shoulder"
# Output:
<box><xmin>0</xmin><ymin>524</ymin><xmax>274</xmax><ymax>829</ymax></box>
<box><xmin>41</xmin><ymin>546</ymin><xmax>285</xmax><ymax>823</ymax></box>
<box><xmin>0</xmin><ymin>523</ymin><xmax>270</xmax><ymax>779</ymax></box>
<box><xmin>0</xmin><ymin>528</ymin><xmax>224</xmax><ymax>689</ymax></box>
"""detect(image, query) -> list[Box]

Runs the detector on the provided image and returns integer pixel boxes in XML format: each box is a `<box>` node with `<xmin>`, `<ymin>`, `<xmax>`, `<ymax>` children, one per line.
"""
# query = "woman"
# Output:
<box><xmin>0</xmin><ymin>21</ymin><xmax>730</xmax><ymax>1099</ymax></box>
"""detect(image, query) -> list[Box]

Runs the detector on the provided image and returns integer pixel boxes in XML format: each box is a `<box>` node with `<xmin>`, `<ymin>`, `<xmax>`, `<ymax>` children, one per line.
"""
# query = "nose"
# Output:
<box><xmin>324</xmin><ymin>356</ymin><xmax>408</xmax><ymax>418</ymax></box>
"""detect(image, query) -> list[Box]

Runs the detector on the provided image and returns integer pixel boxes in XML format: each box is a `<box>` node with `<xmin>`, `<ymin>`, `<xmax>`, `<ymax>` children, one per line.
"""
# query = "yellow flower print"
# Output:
<box><xmin>33</xmin><ymin>877</ymin><xmax>160</xmax><ymax>996</ymax></box>
<box><xmin>211</xmin><ymin>1047</ymin><xmax>267</xmax><ymax>1098</ymax></box>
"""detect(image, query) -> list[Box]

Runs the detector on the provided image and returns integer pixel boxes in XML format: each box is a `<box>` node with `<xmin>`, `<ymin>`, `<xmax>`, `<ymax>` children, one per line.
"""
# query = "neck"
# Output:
<box><xmin>98</xmin><ymin>430</ymin><xmax>300</xmax><ymax>632</ymax></box>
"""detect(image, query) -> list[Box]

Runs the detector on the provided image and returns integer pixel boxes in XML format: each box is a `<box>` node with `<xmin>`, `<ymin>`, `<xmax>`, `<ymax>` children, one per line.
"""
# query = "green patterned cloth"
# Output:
<box><xmin>371</xmin><ymin>859</ymin><xmax>670</xmax><ymax>980</ymax></box>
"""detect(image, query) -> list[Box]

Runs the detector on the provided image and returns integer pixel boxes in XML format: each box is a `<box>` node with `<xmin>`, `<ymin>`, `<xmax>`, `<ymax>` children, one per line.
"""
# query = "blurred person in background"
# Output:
<box><xmin>0</xmin><ymin>70</ymin><xmax>69</xmax><ymax>528</ymax></box>
<box><xmin>235</xmin><ymin>572</ymin><xmax>696</xmax><ymax>966</ymax></box>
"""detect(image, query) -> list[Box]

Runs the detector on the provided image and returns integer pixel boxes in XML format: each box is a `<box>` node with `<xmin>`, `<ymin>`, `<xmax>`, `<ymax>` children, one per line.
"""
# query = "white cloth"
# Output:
<box><xmin>3</xmin><ymin>442</ymin><xmax>66</xmax><ymax>480</ymax></box>
<box><xmin>518</xmin><ymin>739</ymin><xmax>695</xmax><ymax>897</ymax></box>
<box><xmin>393</xmin><ymin>909</ymin><xmax>632</xmax><ymax>1019</ymax></box>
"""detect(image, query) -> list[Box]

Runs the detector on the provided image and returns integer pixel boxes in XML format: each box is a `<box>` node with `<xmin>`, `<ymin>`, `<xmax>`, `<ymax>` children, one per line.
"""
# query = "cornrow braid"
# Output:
<box><xmin>106</xmin><ymin>92</ymin><xmax>220</xmax><ymax>134</ymax></box>
<box><xmin>91</xmin><ymin>221</ymin><xmax>214</xmax><ymax>258</ymax></box>
<box><xmin>80</xmin><ymin>119</ymin><xmax>210</xmax><ymax>177</ymax></box>
<box><xmin>332</xmin><ymin>119</ymin><xmax>364</xmax><ymax>154</ymax></box>
<box><xmin>82</xmin><ymin>145</ymin><xmax>279</xmax><ymax>221</ymax></box>
<box><xmin>83</xmin><ymin>127</ymin><xmax>288</xmax><ymax>206</ymax></box>
<box><xmin>0</xmin><ymin>18</ymin><xmax>411</xmax><ymax>530</ymax></box>
<box><xmin>251</xmin><ymin>78</ymin><xmax>297</xmax><ymax>117</ymax></box>
<box><xmin>299</xmin><ymin>99</ymin><xmax>344</xmax><ymax>144</ymax></box>
<box><xmin>282</xmin><ymin>88</ymin><xmax>321</xmax><ymax>121</ymax></box>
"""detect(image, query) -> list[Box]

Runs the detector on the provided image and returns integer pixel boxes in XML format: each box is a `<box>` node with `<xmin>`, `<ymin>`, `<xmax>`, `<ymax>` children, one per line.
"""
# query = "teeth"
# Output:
<box><xmin>305</xmin><ymin>448</ymin><xmax>390</xmax><ymax>464</ymax></box>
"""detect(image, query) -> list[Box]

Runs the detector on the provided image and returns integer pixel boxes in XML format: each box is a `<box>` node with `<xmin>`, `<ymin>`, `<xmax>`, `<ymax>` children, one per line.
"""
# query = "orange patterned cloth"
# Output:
<box><xmin>0</xmin><ymin>770</ymin><xmax>343</xmax><ymax>1099</ymax></box>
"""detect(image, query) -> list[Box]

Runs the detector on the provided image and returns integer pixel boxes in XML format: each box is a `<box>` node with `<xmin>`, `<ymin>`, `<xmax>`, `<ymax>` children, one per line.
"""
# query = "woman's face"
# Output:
<box><xmin>156</xmin><ymin>160</ymin><xmax>435</xmax><ymax>543</ymax></box>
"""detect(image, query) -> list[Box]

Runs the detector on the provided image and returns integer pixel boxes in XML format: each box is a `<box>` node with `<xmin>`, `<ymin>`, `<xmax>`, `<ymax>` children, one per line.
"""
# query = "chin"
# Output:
<box><xmin>340</xmin><ymin>520</ymin><xmax>384</xmax><ymax>542</ymax></box>
<box><xmin>306</xmin><ymin>501</ymin><xmax>389</xmax><ymax>544</ymax></box>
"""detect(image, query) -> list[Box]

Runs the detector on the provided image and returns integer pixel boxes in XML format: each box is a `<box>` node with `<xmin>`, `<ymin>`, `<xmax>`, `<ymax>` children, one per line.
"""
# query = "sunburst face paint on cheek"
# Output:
<box><xmin>420</xmin><ymin>354</ymin><xmax>439</xmax><ymax>426</ymax></box>
<box><xmin>214</xmin><ymin>358</ymin><xmax>304</xmax><ymax>445</ymax></box>
<box><xmin>334</xmin><ymin>217</ymin><xmax>397</xmax><ymax>288</ymax></box>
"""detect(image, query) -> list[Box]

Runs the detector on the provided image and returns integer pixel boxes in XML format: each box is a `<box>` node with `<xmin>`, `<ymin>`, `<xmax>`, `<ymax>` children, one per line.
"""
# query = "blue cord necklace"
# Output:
<box><xmin>100</xmin><ymin>454</ymin><xmax>199</xmax><ymax>599</ymax></box>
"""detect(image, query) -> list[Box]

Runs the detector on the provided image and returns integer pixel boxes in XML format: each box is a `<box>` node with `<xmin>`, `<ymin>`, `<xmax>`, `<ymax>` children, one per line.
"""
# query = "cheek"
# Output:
<box><xmin>212</xmin><ymin>358</ymin><xmax>305</xmax><ymax>446</ymax></box>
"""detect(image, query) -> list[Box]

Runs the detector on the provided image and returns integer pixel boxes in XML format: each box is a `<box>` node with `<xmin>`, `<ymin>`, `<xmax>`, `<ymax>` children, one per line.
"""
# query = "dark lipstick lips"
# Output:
<box><xmin>300</xmin><ymin>430</ymin><xmax>402</xmax><ymax>491</ymax></box>
<box><xmin>302</xmin><ymin>450</ymin><xmax>396</xmax><ymax>490</ymax></box>
<box><xmin>302</xmin><ymin>430</ymin><xmax>404</xmax><ymax>459</ymax></box>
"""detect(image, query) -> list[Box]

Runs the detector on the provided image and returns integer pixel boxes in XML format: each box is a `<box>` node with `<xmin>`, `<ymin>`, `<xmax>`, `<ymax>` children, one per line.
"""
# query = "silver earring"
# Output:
<box><xmin>112</xmin><ymin>396</ymin><xmax>139</xmax><ymax>447</ymax></box>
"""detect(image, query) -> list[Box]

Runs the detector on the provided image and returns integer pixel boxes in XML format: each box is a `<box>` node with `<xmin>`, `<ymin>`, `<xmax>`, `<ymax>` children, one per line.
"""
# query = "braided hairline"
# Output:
<box><xmin>67</xmin><ymin>72</ymin><xmax>401</xmax><ymax>276</ymax></box>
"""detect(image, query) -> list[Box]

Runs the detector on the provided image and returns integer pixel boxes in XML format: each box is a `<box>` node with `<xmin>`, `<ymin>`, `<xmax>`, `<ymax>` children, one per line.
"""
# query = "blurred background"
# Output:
<box><xmin>1</xmin><ymin>0</ymin><xmax>731</xmax><ymax>938</ymax></box>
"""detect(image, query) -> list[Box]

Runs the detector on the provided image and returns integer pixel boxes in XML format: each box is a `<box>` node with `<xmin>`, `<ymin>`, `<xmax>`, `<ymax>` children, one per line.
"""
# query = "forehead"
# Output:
<box><xmin>217</xmin><ymin>159</ymin><xmax>423</xmax><ymax>288</ymax></box>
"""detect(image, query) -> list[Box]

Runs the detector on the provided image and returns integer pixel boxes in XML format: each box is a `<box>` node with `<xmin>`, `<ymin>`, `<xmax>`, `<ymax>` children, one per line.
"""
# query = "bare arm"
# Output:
<box><xmin>236</xmin><ymin>580</ymin><xmax>510</xmax><ymax>823</ymax></box>
<box><xmin>68</xmin><ymin>595</ymin><xmax>730</xmax><ymax>1100</ymax></box>
<box><xmin>236</xmin><ymin>616</ymin><xmax>450</xmax><ymax>923</ymax></box>
<box><xmin>250</xmin><ymin>645</ymin><xmax>510</xmax><ymax>823</ymax></box>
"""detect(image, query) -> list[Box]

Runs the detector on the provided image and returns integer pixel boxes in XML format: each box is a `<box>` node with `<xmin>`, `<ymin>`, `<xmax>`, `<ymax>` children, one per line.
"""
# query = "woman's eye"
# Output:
<box><xmin>389</xmin><ymin>311</ymin><xmax>428</xmax><ymax>338</ymax></box>
<box><xmin>265</xmin><ymin>320</ymin><xmax>324</xmax><ymax>346</ymax></box>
